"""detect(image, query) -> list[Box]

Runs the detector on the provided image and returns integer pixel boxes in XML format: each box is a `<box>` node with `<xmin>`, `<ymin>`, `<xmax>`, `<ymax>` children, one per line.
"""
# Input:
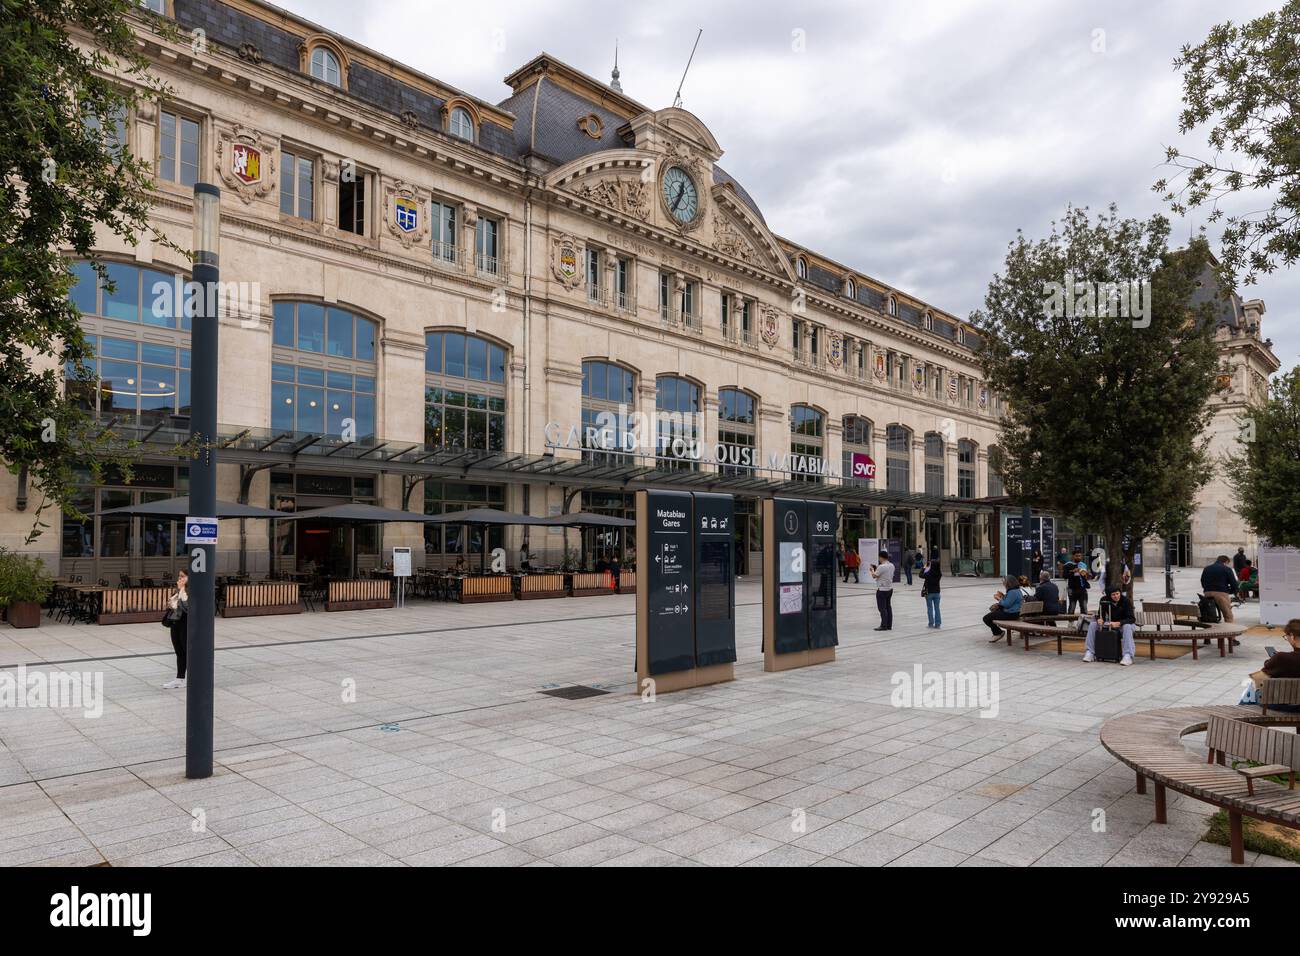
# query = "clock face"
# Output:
<box><xmin>662</xmin><ymin>166</ymin><xmax>699</xmax><ymax>223</ymax></box>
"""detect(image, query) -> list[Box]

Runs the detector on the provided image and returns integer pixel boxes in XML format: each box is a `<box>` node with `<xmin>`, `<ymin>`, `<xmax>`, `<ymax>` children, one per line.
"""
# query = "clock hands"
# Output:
<box><xmin>670</xmin><ymin>181</ymin><xmax>685</xmax><ymax>212</ymax></box>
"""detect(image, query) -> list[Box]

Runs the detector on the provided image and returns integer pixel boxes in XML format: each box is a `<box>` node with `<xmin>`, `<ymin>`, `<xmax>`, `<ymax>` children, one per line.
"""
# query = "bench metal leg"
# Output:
<box><xmin>1135</xmin><ymin>772</ymin><xmax>1146</xmax><ymax>795</ymax></box>
<box><xmin>1191</xmin><ymin>639</ymin><xmax>1198</xmax><ymax>661</ymax></box>
<box><xmin>1149</xmin><ymin>639</ymin><xmax>1156</xmax><ymax>661</ymax></box>
<box><xmin>1153</xmin><ymin>783</ymin><xmax>1166</xmax><ymax>823</ymax></box>
<box><xmin>1229</xmin><ymin>811</ymin><xmax>1244</xmax><ymax>864</ymax></box>
<box><xmin>1218</xmin><ymin>638</ymin><xmax>1226</xmax><ymax>658</ymax></box>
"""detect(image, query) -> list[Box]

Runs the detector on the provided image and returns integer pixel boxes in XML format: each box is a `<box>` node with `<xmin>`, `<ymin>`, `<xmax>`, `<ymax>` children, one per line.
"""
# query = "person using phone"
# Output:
<box><xmin>1242</xmin><ymin>619</ymin><xmax>1300</xmax><ymax>712</ymax></box>
<box><xmin>871</xmin><ymin>551</ymin><xmax>895</xmax><ymax>630</ymax></box>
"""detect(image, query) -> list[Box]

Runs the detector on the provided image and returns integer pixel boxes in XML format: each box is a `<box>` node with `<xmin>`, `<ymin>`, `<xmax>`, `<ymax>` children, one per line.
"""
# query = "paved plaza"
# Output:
<box><xmin>0</xmin><ymin>569</ymin><xmax>1290</xmax><ymax>867</ymax></box>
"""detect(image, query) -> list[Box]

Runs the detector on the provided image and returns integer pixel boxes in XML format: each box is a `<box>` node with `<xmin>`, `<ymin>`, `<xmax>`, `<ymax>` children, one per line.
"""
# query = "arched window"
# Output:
<box><xmin>790</xmin><ymin>404</ymin><xmax>825</xmax><ymax>483</ymax></box>
<box><xmin>309</xmin><ymin>47</ymin><xmax>342</xmax><ymax>87</ymax></box>
<box><xmin>845</xmin><ymin>277</ymin><xmax>856</xmax><ymax>299</ymax></box>
<box><xmin>886</xmin><ymin>424</ymin><xmax>911</xmax><ymax>493</ymax></box>
<box><xmin>887</xmin><ymin>295</ymin><xmax>898</xmax><ymax>317</ymax></box>
<box><xmin>656</xmin><ymin>376</ymin><xmax>701</xmax><ymax>471</ymax></box>
<box><xmin>988</xmin><ymin>445</ymin><xmax>1005</xmax><ymax>497</ymax></box>
<box><xmin>718</xmin><ymin>388</ymin><xmax>756</xmax><ymax>475</ymax></box>
<box><xmin>65</xmin><ymin>260</ymin><xmax>192</xmax><ymax>425</ymax></box>
<box><xmin>448</xmin><ymin>107</ymin><xmax>475</xmax><ymax>142</ymax></box>
<box><xmin>424</xmin><ymin>331</ymin><xmax>507</xmax><ymax>452</ymax></box>
<box><xmin>582</xmin><ymin>360</ymin><xmax>636</xmax><ymax>463</ymax></box>
<box><xmin>842</xmin><ymin>415</ymin><xmax>872</xmax><ymax>486</ymax></box>
<box><xmin>958</xmin><ymin>440</ymin><xmax>976</xmax><ymax>499</ymax></box>
<box><xmin>924</xmin><ymin>431</ymin><xmax>945</xmax><ymax>496</ymax></box>
<box><xmin>271</xmin><ymin>301</ymin><xmax>377</xmax><ymax>438</ymax></box>
<box><xmin>796</xmin><ymin>257</ymin><xmax>808</xmax><ymax>280</ymax></box>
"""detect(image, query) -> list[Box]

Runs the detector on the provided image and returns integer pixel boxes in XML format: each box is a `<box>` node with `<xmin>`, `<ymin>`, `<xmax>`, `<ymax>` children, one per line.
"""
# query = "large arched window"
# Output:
<box><xmin>790</xmin><ymin>404</ymin><xmax>825</xmax><ymax>482</ymax></box>
<box><xmin>958</xmin><ymin>439</ymin><xmax>976</xmax><ymax>499</ymax></box>
<box><xmin>656</xmin><ymin>375</ymin><xmax>701</xmax><ymax>471</ymax></box>
<box><xmin>988</xmin><ymin>445</ymin><xmax>1005</xmax><ymax>497</ymax></box>
<box><xmin>309</xmin><ymin>46</ymin><xmax>342</xmax><ymax>87</ymax></box>
<box><xmin>924</xmin><ymin>431</ymin><xmax>945</xmax><ymax>496</ymax></box>
<box><xmin>582</xmin><ymin>360</ymin><xmax>636</xmax><ymax>463</ymax></box>
<box><xmin>271</xmin><ymin>301</ymin><xmax>377</xmax><ymax>438</ymax></box>
<box><xmin>424</xmin><ymin>331</ymin><xmax>507</xmax><ymax>452</ymax></box>
<box><xmin>886</xmin><ymin>424</ymin><xmax>911</xmax><ymax>493</ymax></box>
<box><xmin>65</xmin><ymin>260</ymin><xmax>191</xmax><ymax>425</ymax></box>
<box><xmin>842</xmin><ymin>415</ymin><xmax>872</xmax><ymax>487</ymax></box>
<box><xmin>718</xmin><ymin>388</ymin><xmax>756</xmax><ymax>475</ymax></box>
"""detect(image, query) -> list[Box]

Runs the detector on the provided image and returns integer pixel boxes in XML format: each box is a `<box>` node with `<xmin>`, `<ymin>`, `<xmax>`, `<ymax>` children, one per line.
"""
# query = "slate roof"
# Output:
<box><xmin>1189</xmin><ymin>262</ymin><xmax>1245</xmax><ymax>329</ymax></box>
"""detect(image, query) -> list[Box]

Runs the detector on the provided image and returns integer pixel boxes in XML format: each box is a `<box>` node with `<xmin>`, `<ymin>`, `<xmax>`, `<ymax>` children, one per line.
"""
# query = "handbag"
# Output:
<box><xmin>161</xmin><ymin>606</ymin><xmax>176</xmax><ymax>628</ymax></box>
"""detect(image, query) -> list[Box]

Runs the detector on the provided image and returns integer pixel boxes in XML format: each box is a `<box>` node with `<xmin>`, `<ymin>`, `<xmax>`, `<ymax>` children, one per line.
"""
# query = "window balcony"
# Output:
<box><xmin>432</xmin><ymin>240</ymin><xmax>462</xmax><ymax>270</ymax></box>
<box><xmin>475</xmin><ymin>252</ymin><xmax>499</xmax><ymax>277</ymax></box>
<box><xmin>588</xmin><ymin>285</ymin><xmax>609</xmax><ymax>307</ymax></box>
<box><xmin>615</xmin><ymin>290</ymin><xmax>634</xmax><ymax>313</ymax></box>
<box><xmin>683</xmin><ymin>312</ymin><xmax>703</xmax><ymax>334</ymax></box>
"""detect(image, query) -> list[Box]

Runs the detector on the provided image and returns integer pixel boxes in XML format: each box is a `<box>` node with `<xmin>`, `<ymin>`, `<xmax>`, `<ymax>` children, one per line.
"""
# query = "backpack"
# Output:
<box><xmin>1197</xmin><ymin>593</ymin><xmax>1221</xmax><ymax>625</ymax></box>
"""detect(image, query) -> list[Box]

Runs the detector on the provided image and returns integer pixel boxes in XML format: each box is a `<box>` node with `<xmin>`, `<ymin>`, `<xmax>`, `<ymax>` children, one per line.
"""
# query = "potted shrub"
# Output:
<box><xmin>0</xmin><ymin>549</ymin><xmax>53</xmax><ymax>629</ymax></box>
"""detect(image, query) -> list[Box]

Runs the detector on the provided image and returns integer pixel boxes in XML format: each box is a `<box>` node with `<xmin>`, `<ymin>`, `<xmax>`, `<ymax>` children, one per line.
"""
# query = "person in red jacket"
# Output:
<box><xmin>844</xmin><ymin>547</ymin><xmax>861</xmax><ymax>583</ymax></box>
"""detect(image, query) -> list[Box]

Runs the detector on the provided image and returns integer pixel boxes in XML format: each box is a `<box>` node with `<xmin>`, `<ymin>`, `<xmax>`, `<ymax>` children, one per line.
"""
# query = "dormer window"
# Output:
<box><xmin>923</xmin><ymin>311</ymin><xmax>934</xmax><ymax>331</ymax></box>
<box><xmin>449</xmin><ymin>107</ymin><xmax>475</xmax><ymax>142</ymax></box>
<box><xmin>310</xmin><ymin>47</ymin><xmax>341</xmax><ymax>86</ymax></box>
<box><xmin>796</xmin><ymin>257</ymin><xmax>807</xmax><ymax>280</ymax></box>
<box><xmin>845</xmin><ymin>277</ymin><xmax>856</xmax><ymax>299</ymax></box>
<box><xmin>887</xmin><ymin>295</ymin><xmax>897</xmax><ymax>317</ymax></box>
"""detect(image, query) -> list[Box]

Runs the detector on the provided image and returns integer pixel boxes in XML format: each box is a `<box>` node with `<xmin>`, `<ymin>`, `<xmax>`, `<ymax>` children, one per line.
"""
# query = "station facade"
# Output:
<box><xmin>20</xmin><ymin>0</ymin><xmax>1250</xmax><ymax>582</ymax></box>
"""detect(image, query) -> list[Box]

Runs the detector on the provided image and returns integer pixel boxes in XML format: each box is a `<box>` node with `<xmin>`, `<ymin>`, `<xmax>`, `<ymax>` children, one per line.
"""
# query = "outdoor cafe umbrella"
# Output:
<box><xmin>538</xmin><ymin>512</ymin><xmax>636</xmax><ymax>569</ymax></box>
<box><xmin>276</xmin><ymin>502</ymin><xmax>438</xmax><ymax>577</ymax></box>
<box><xmin>96</xmin><ymin>496</ymin><xmax>294</xmax><ymax>583</ymax></box>
<box><xmin>424</xmin><ymin>508</ymin><xmax>550</xmax><ymax>572</ymax></box>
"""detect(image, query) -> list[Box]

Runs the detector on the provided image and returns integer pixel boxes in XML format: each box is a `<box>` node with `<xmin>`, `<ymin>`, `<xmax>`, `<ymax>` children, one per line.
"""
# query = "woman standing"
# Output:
<box><xmin>921</xmin><ymin>557</ymin><xmax>942</xmax><ymax>628</ymax></box>
<box><xmin>163</xmin><ymin>569</ymin><xmax>189</xmax><ymax>689</ymax></box>
<box><xmin>1031</xmin><ymin>549</ymin><xmax>1043</xmax><ymax>582</ymax></box>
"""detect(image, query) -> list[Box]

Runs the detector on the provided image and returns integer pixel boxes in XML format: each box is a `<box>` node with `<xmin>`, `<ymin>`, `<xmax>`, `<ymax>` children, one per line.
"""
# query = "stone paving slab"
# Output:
<box><xmin>0</xmin><ymin>569</ymin><xmax>1293</xmax><ymax>866</ymax></box>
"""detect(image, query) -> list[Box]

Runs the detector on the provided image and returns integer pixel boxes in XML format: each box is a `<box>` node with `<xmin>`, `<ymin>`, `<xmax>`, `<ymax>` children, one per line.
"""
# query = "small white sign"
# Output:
<box><xmin>392</xmin><ymin>547</ymin><xmax>412</xmax><ymax>578</ymax></box>
<box><xmin>184</xmin><ymin>516</ymin><xmax>218</xmax><ymax>545</ymax></box>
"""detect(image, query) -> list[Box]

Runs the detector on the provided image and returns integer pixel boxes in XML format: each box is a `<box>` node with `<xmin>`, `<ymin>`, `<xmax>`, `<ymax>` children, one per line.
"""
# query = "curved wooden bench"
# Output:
<box><xmin>1100</xmin><ymin>706</ymin><xmax>1300</xmax><ymax>863</ymax></box>
<box><xmin>1000</xmin><ymin>618</ymin><xmax>1243</xmax><ymax>658</ymax></box>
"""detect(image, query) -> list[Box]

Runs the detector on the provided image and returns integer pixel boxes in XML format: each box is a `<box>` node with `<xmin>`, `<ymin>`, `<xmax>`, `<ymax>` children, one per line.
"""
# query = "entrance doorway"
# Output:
<box><xmin>1171</xmin><ymin>532</ymin><xmax>1192</xmax><ymax>567</ymax></box>
<box><xmin>296</xmin><ymin>520</ymin><xmax>352</xmax><ymax>577</ymax></box>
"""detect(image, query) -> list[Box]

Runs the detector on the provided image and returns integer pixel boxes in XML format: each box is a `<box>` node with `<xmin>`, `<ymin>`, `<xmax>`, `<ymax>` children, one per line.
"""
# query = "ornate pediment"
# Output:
<box><xmin>576</xmin><ymin>177</ymin><xmax>651</xmax><ymax>221</ymax></box>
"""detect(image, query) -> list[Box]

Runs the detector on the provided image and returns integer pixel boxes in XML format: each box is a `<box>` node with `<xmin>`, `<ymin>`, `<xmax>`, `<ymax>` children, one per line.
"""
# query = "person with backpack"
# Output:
<box><xmin>1082</xmin><ymin>585</ymin><xmax>1136</xmax><ymax>666</ymax></box>
<box><xmin>1066</xmin><ymin>555</ymin><xmax>1091</xmax><ymax>615</ymax></box>
<box><xmin>844</xmin><ymin>546</ymin><xmax>861</xmax><ymax>584</ymax></box>
<box><xmin>1200</xmin><ymin>555</ymin><xmax>1238</xmax><ymax>623</ymax></box>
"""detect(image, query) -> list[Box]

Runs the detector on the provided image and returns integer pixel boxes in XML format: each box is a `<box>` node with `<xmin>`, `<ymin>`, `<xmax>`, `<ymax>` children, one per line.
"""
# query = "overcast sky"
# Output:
<box><xmin>280</xmin><ymin>0</ymin><xmax>1298</xmax><ymax>373</ymax></box>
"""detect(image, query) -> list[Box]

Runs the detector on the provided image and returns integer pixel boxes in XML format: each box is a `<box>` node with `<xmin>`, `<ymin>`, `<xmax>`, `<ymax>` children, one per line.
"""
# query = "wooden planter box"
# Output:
<box><xmin>100</xmin><ymin>586</ymin><xmax>172</xmax><ymax>625</ymax></box>
<box><xmin>616</xmin><ymin>577</ymin><xmax>636</xmax><ymax>595</ymax></box>
<box><xmin>6</xmin><ymin>601</ymin><xmax>41</xmax><ymax>628</ymax></box>
<box><xmin>461</xmin><ymin>574</ymin><xmax>516</xmax><ymax>603</ymax></box>
<box><xmin>222</xmin><ymin>582</ymin><xmax>302</xmax><ymax>618</ymax></box>
<box><xmin>326</xmin><ymin>579</ymin><xmax>393</xmax><ymax>611</ymax></box>
<box><xmin>569</xmin><ymin>572</ymin><xmax>615</xmax><ymax>597</ymax></box>
<box><xmin>517</xmin><ymin>574</ymin><xmax>565</xmax><ymax>600</ymax></box>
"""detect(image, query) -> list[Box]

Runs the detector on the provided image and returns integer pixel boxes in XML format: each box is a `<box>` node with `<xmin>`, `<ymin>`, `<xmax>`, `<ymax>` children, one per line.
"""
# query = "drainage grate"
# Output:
<box><xmin>539</xmin><ymin>685</ymin><xmax>610</xmax><ymax>700</ymax></box>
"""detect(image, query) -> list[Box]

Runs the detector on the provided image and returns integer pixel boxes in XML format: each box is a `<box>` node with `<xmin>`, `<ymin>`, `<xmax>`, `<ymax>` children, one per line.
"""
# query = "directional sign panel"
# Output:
<box><xmin>184</xmin><ymin>516</ymin><xmax>218</xmax><ymax>545</ymax></box>
<box><xmin>807</xmin><ymin>500</ymin><xmax>839</xmax><ymax>650</ymax></box>
<box><xmin>771</xmin><ymin>497</ymin><xmax>808</xmax><ymax>655</ymax></box>
<box><xmin>693</xmin><ymin>493</ymin><xmax>736</xmax><ymax>668</ymax></box>
<box><xmin>643</xmin><ymin>490</ymin><xmax>696</xmax><ymax>675</ymax></box>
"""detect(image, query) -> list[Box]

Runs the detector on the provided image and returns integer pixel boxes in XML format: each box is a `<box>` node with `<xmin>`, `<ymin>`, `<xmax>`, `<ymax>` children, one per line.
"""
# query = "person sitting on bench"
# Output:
<box><xmin>1035</xmin><ymin>571</ymin><xmax>1063</xmax><ymax>614</ymax></box>
<box><xmin>984</xmin><ymin>576</ymin><xmax>1023</xmax><ymax>642</ymax></box>
<box><xmin>1083</xmin><ymin>586</ymin><xmax>1135</xmax><ymax>666</ymax></box>
<box><xmin>1240</xmin><ymin>618</ymin><xmax>1300</xmax><ymax>712</ymax></box>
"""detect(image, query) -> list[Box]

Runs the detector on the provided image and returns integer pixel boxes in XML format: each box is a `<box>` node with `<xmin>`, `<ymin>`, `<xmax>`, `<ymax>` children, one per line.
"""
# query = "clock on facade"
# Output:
<box><xmin>661</xmin><ymin>166</ymin><xmax>699</xmax><ymax>223</ymax></box>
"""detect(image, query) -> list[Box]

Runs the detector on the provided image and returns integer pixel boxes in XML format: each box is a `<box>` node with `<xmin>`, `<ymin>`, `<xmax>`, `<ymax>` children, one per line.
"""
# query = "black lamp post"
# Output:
<box><xmin>186</xmin><ymin>182</ymin><xmax>220</xmax><ymax>779</ymax></box>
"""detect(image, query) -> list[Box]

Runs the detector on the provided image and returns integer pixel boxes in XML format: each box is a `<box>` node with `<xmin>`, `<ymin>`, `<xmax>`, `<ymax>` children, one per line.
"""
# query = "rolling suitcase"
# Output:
<box><xmin>1094</xmin><ymin>627</ymin><xmax>1122</xmax><ymax>663</ymax></box>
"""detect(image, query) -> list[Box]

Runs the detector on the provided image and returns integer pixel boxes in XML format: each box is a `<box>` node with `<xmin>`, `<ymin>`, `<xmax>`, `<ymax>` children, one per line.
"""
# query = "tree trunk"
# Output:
<box><xmin>1104</xmin><ymin>521</ymin><xmax>1127</xmax><ymax>598</ymax></box>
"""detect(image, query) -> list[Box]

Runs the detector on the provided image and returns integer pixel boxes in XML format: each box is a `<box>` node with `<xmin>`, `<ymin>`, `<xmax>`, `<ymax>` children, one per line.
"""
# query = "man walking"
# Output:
<box><xmin>1233</xmin><ymin>547</ymin><xmax>1248</xmax><ymax>576</ymax></box>
<box><xmin>1201</xmin><ymin>554</ymin><xmax>1239</xmax><ymax>623</ymax></box>
<box><xmin>1066</xmin><ymin>551</ymin><xmax>1091</xmax><ymax>615</ymax></box>
<box><xmin>871</xmin><ymin>550</ymin><xmax>895</xmax><ymax>631</ymax></box>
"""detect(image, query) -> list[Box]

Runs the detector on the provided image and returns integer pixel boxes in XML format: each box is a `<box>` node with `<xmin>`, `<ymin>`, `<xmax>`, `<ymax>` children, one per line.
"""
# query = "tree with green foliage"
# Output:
<box><xmin>1226</xmin><ymin>368</ymin><xmax>1300</xmax><ymax>548</ymax></box>
<box><xmin>971</xmin><ymin>206</ymin><xmax>1225</xmax><ymax>592</ymax></box>
<box><xmin>2</xmin><ymin>0</ymin><xmax>176</xmax><ymax>543</ymax></box>
<box><xmin>1156</xmin><ymin>0</ymin><xmax>1300</xmax><ymax>285</ymax></box>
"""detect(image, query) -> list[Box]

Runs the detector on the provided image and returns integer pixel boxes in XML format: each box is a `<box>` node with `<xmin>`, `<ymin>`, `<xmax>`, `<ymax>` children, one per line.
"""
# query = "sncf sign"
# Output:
<box><xmin>851</xmin><ymin>452</ymin><xmax>876</xmax><ymax>480</ymax></box>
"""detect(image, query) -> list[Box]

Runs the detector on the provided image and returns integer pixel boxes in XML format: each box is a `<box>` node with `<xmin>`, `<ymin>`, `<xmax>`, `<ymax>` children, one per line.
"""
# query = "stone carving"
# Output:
<box><xmin>237</xmin><ymin>42</ymin><xmax>262</xmax><ymax>63</ymax></box>
<box><xmin>759</xmin><ymin>304</ymin><xmax>781</xmax><ymax>348</ymax></box>
<box><xmin>383</xmin><ymin>180</ymin><xmax>428</xmax><ymax>249</ymax></box>
<box><xmin>400</xmin><ymin>109</ymin><xmax>419</xmax><ymax>129</ymax></box>
<box><xmin>712</xmin><ymin>210</ymin><xmax>757</xmax><ymax>265</ymax></box>
<box><xmin>215</xmin><ymin>125</ymin><xmax>276</xmax><ymax>204</ymax></box>
<box><xmin>576</xmin><ymin>177</ymin><xmax>650</xmax><ymax>222</ymax></box>
<box><xmin>551</xmin><ymin>234</ymin><xmax>583</xmax><ymax>289</ymax></box>
<box><xmin>826</xmin><ymin>331</ymin><xmax>844</xmax><ymax>369</ymax></box>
